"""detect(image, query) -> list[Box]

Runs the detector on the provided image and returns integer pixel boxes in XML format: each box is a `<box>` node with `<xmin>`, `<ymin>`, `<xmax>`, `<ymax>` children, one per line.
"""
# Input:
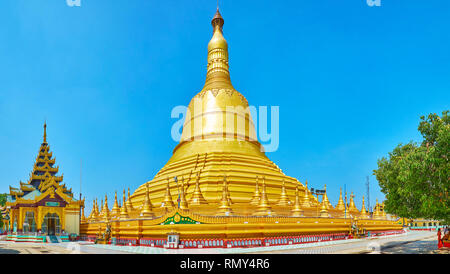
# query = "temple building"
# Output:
<box><xmin>80</xmin><ymin>8</ymin><xmax>402</xmax><ymax>247</ymax></box>
<box><xmin>4</xmin><ymin>123</ymin><xmax>83</xmax><ymax>241</ymax></box>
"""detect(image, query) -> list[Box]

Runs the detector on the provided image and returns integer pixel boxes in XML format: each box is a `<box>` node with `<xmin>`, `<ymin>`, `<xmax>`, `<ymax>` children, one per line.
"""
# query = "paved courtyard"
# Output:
<box><xmin>0</xmin><ymin>231</ymin><xmax>440</xmax><ymax>254</ymax></box>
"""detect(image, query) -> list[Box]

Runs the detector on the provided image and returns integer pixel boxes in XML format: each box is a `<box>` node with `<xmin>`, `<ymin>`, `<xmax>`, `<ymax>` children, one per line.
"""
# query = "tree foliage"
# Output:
<box><xmin>0</xmin><ymin>193</ymin><xmax>6</xmax><ymax>229</ymax></box>
<box><xmin>374</xmin><ymin>111</ymin><xmax>449</xmax><ymax>224</ymax></box>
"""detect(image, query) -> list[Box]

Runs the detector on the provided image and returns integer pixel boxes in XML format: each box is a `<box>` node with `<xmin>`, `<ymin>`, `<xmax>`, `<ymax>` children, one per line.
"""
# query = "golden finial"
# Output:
<box><xmin>89</xmin><ymin>199</ymin><xmax>98</xmax><ymax>221</ymax></box>
<box><xmin>99</xmin><ymin>199</ymin><xmax>104</xmax><ymax>217</ymax></box>
<box><xmin>381</xmin><ymin>201</ymin><xmax>387</xmax><ymax>219</ymax></box>
<box><xmin>291</xmin><ymin>183</ymin><xmax>304</xmax><ymax>217</ymax></box>
<box><xmin>336</xmin><ymin>187</ymin><xmax>345</xmax><ymax>212</ymax></box>
<box><xmin>81</xmin><ymin>206</ymin><xmax>86</xmax><ymax>223</ymax></box>
<box><xmin>276</xmin><ymin>179</ymin><xmax>291</xmax><ymax>206</ymax></box>
<box><xmin>103</xmin><ymin>194</ymin><xmax>110</xmax><ymax>221</ymax></box>
<box><xmin>178</xmin><ymin>176</ymin><xmax>189</xmax><ymax>210</ymax></box>
<box><xmin>189</xmin><ymin>171</ymin><xmax>208</xmax><ymax>205</ymax></box>
<box><xmin>360</xmin><ymin>195</ymin><xmax>368</xmax><ymax>218</ymax></box>
<box><xmin>110</xmin><ymin>191</ymin><xmax>121</xmax><ymax>217</ymax></box>
<box><xmin>161</xmin><ymin>178</ymin><xmax>175</xmax><ymax>209</ymax></box>
<box><xmin>216</xmin><ymin>175</ymin><xmax>233</xmax><ymax>216</ymax></box>
<box><xmin>348</xmin><ymin>191</ymin><xmax>358</xmax><ymax>213</ymax></box>
<box><xmin>140</xmin><ymin>183</ymin><xmax>154</xmax><ymax>218</ymax></box>
<box><xmin>319</xmin><ymin>197</ymin><xmax>330</xmax><ymax>218</ymax></box>
<box><xmin>126</xmin><ymin>187</ymin><xmax>134</xmax><ymax>211</ymax></box>
<box><xmin>43</xmin><ymin>121</ymin><xmax>47</xmax><ymax>143</ymax></box>
<box><xmin>250</xmin><ymin>176</ymin><xmax>261</xmax><ymax>206</ymax></box>
<box><xmin>120</xmin><ymin>189</ymin><xmax>129</xmax><ymax>220</ymax></box>
<box><xmin>322</xmin><ymin>184</ymin><xmax>333</xmax><ymax>210</ymax></box>
<box><xmin>253</xmin><ymin>176</ymin><xmax>272</xmax><ymax>216</ymax></box>
<box><xmin>301</xmin><ymin>181</ymin><xmax>311</xmax><ymax>208</ymax></box>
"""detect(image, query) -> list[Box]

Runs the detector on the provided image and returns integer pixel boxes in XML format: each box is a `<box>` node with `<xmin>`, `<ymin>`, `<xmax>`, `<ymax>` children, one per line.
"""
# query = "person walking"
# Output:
<box><xmin>437</xmin><ymin>228</ymin><xmax>442</xmax><ymax>249</ymax></box>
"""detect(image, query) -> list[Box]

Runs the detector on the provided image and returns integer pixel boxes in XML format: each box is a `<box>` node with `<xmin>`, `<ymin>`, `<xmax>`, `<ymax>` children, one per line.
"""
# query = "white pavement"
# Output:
<box><xmin>0</xmin><ymin>231</ymin><xmax>437</xmax><ymax>254</ymax></box>
<box><xmin>65</xmin><ymin>231</ymin><xmax>436</xmax><ymax>254</ymax></box>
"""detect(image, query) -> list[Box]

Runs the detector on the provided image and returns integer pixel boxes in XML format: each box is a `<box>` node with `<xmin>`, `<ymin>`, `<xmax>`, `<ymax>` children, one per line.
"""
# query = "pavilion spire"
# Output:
<box><xmin>43</xmin><ymin>121</ymin><xmax>47</xmax><ymax>143</ymax></box>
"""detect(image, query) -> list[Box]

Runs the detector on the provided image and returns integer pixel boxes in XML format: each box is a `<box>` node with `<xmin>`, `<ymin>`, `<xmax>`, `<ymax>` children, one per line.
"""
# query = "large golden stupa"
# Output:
<box><xmin>129</xmin><ymin>8</ymin><xmax>319</xmax><ymax>214</ymax></box>
<box><xmin>80</xmin><ymin>9</ymin><xmax>403</xmax><ymax>246</ymax></box>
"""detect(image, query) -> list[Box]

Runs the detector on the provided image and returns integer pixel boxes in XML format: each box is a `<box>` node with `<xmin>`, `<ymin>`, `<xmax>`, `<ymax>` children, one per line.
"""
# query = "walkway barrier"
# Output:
<box><xmin>95</xmin><ymin>231</ymin><xmax>405</xmax><ymax>249</ymax></box>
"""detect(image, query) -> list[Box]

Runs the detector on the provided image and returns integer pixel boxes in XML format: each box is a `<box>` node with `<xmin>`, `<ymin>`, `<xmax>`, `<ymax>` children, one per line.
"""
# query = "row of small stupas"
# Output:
<box><xmin>84</xmin><ymin>176</ymin><xmax>388</xmax><ymax>223</ymax></box>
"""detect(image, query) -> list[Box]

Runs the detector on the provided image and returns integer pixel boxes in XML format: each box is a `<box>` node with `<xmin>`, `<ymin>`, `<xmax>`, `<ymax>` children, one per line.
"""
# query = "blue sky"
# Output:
<box><xmin>1</xmin><ymin>0</ymin><xmax>449</xmax><ymax>212</ymax></box>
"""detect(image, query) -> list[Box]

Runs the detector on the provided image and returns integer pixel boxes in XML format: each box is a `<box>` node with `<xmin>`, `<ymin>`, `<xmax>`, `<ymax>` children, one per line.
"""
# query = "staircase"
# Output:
<box><xmin>47</xmin><ymin>235</ymin><xmax>60</xmax><ymax>243</ymax></box>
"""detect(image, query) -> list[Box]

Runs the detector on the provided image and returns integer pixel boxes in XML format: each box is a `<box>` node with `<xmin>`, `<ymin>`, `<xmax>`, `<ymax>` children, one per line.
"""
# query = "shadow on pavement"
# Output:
<box><xmin>0</xmin><ymin>248</ymin><xmax>21</xmax><ymax>254</ymax></box>
<box><xmin>381</xmin><ymin>240</ymin><xmax>437</xmax><ymax>254</ymax></box>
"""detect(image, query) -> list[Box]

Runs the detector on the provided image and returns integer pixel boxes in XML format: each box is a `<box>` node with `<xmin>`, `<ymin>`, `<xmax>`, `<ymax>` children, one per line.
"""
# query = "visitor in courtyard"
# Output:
<box><xmin>437</xmin><ymin>228</ymin><xmax>442</xmax><ymax>249</ymax></box>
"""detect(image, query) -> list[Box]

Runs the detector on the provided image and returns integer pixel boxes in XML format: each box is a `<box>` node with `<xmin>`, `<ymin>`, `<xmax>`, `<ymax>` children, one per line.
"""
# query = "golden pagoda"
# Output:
<box><xmin>80</xmin><ymin>8</ymin><xmax>403</xmax><ymax>243</ymax></box>
<box><xmin>126</xmin><ymin>8</ymin><xmax>318</xmax><ymax>214</ymax></box>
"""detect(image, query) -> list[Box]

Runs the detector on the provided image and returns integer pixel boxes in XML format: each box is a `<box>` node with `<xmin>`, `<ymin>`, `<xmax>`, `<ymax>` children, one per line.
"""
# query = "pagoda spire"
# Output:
<box><xmin>203</xmin><ymin>7</ymin><xmax>233</xmax><ymax>91</ymax></box>
<box><xmin>250</xmin><ymin>176</ymin><xmax>261</xmax><ymax>206</ymax></box>
<box><xmin>253</xmin><ymin>177</ymin><xmax>272</xmax><ymax>216</ymax></box>
<box><xmin>276</xmin><ymin>179</ymin><xmax>291</xmax><ymax>206</ymax></box>
<box><xmin>216</xmin><ymin>176</ymin><xmax>233</xmax><ymax>216</ymax></box>
<box><xmin>81</xmin><ymin>205</ymin><xmax>86</xmax><ymax>223</ymax></box>
<box><xmin>161</xmin><ymin>178</ymin><xmax>175</xmax><ymax>209</ymax></box>
<box><xmin>140</xmin><ymin>183</ymin><xmax>155</xmax><ymax>218</ymax></box>
<box><xmin>348</xmin><ymin>192</ymin><xmax>359</xmax><ymax>214</ymax></box>
<box><xmin>103</xmin><ymin>194</ymin><xmax>110</xmax><ymax>221</ymax></box>
<box><xmin>319</xmin><ymin>198</ymin><xmax>330</xmax><ymax>217</ymax></box>
<box><xmin>99</xmin><ymin>199</ymin><xmax>104</xmax><ymax>217</ymax></box>
<box><xmin>360</xmin><ymin>195</ymin><xmax>368</xmax><ymax>218</ymax></box>
<box><xmin>89</xmin><ymin>199</ymin><xmax>98</xmax><ymax>222</ymax></box>
<box><xmin>291</xmin><ymin>183</ymin><xmax>304</xmax><ymax>217</ymax></box>
<box><xmin>178</xmin><ymin>176</ymin><xmax>189</xmax><ymax>210</ymax></box>
<box><xmin>126</xmin><ymin>187</ymin><xmax>134</xmax><ymax>212</ymax></box>
<box><xmin>301</xmin><ymin>180</ymin><xmax>311</xmax><ymax>208</ymax></box>
<box><xmin>335</xmin><ymin>187</ymin><xmax>345</xmax><ymax>211</ymax></box>
<box><xmin>381</xmin><ymin>201</ymin><xmax>387</xmax><ymax>219</ymax></box>
<box><xmin>120</xmin><ymin>189</ymin><xmax>129</xmax><ymax>220</ymax></box>
<box><xmin>322</xmin><ymin>184</ymin><xmax>333</xmax><ymax>209</ymax></box>
<box><xmin>110</xmin><ymin>191</ymin><xmax>121</xmax><ymax>217</ymax></box>
<box><xmin>189</xmin><ymin>172</ymin><xmax>208</xmax><ymax>205</ymax></box>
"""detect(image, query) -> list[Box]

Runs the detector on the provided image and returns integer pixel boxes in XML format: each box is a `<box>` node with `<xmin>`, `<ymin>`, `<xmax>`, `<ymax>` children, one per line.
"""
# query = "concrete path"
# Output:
<box><xmin>0</xmin><ymin>231</ymin><xmax>438</xmax><ymax>254</ymax></box>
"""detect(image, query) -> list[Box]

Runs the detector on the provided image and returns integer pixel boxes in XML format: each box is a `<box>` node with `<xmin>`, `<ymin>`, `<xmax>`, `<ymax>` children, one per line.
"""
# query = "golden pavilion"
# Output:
<box><xmin>80</xmin><ymin>8</ymin><xmax>403</xmax><ymax>247</ymax></box>
<box><xmin>4</xmin><ymin>123</ymin><xmax>83</xmax><ymax>242</ymax></box>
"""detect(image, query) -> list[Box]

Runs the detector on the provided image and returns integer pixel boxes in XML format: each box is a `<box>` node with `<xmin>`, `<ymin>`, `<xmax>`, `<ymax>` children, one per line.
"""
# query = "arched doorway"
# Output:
<box><xmin>23</xmin><ymin>212</ymin><xmax>37</xmax><ymax>233</ymax></box>
<box><xmin>42</xmin><ymin>213</ymin><xmax>61</xmax><ymax>235</ymax></box>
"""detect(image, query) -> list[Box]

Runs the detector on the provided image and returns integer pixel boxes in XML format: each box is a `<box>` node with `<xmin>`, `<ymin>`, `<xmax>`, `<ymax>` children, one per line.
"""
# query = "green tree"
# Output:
<box><xmin>0</xmin><ymin>193</ymin><xmax>6</xmax><ymax>229</ymax></box>
<box><xmin>374</xmin><ymin>111</ymin><xmax>449</xmax><ymax>224</ymax></box>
